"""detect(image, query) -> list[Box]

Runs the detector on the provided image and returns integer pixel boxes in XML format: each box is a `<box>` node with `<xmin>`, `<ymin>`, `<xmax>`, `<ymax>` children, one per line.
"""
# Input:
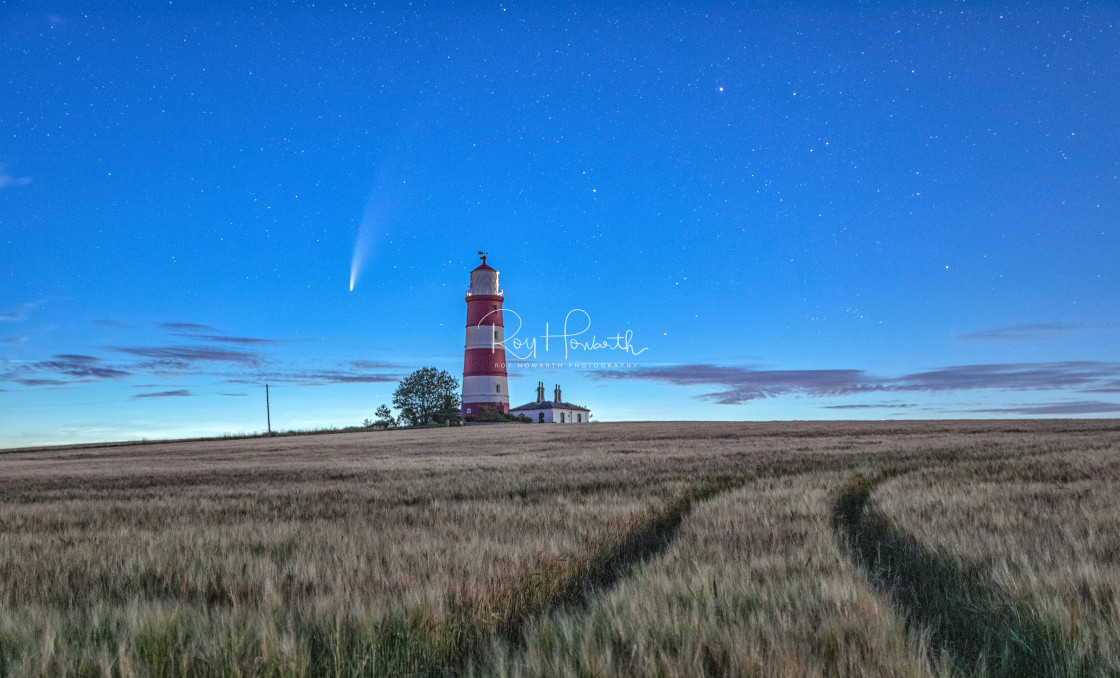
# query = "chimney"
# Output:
<box><xmin>536</xmin><ymin>381</ymin><xmax>545</xmax><ymax>403</ymax></box>
<box><xmin>554</xmin><ymin>384</ymin><xmax>561</xmax><ymax>403</ymax></box>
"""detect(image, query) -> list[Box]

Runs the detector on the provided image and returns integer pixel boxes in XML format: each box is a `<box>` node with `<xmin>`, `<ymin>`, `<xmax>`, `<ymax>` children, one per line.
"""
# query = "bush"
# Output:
<box><xmin>464</xmin><ymin>405</ymin><xmax>532</xmax><ymax>424</ymax></box>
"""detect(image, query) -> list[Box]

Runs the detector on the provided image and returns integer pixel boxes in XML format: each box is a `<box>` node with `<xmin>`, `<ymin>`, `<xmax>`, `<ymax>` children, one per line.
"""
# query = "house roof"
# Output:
<box><xmin>510</xmin><ymin>401</ymin><xmax>590</xmax><ymax>412</ymax></box>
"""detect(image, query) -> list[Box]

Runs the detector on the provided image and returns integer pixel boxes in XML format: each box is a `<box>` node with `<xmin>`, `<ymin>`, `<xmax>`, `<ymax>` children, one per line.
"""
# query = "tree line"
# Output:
<box><xmin>366</xmin><ymin>366</ymin><xmax>531</xmax><ymax>428</ymax></box>
<box><xmin>365</xmin><ymin>366</ymin><xmax>461</xmax><ymax>428</ymax></box>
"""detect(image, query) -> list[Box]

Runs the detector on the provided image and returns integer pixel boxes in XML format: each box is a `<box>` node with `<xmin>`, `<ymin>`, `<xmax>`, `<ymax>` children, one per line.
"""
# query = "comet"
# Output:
<box><xmin>348</xmin><ymin>142</ymin><xmax>413</xmax><ymax>290</ymax></box>
<box><xmin>349</xmin><ymin>198</ymin><xmax>382</xmax><ymax>292</ymax></box>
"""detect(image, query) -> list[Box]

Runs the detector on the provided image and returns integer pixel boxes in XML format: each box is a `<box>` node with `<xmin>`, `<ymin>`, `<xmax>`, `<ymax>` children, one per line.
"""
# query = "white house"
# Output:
<box><xmin>510</xmin><ymin>383</ymin><xmax>591</xmax><ymax>423</ymax></box>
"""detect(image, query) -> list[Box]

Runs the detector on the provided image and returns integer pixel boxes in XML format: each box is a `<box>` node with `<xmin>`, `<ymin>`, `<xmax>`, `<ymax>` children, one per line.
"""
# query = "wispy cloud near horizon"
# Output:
<box><xmin>957</xmin><ymin>322</ymin><xmax>1118</xmax><ymax>343</ymax></box>
<box><xmin>0</xmin><ymin>171</ymin><xmax>32</xmax><ymax>189</ymax></box>
<box><xmin>15</xmin><ymin>378</ymin><xmax>70</xmax><ymax>387</ymax></box>
<box><xmin>824</xmin><ymin>403</ymin><xmax>917</xmax><ymax>410</ymax></box>
<box><xmin>595</xmin><ymin>361</ymin><xmax>1120</xmax><ymax>405</ymax></box>
<box><xmin>159</xmin><ymin>322</ymin><xmax>219</xmax><ymax>334</ymax></box>
<box><xmin>0</xmin><ymin>301</ymin><xmax>44</xmax><ymax>322</ymax></box>
<box><xmin>966</xmin><ymin>400</ymin><xmax>1120</xmax><ymax>415</ymax></box>
<box><xmin>1</xmin><ymin>354</ymin><xmax>131</xmax><ymax>385</ymax></box>
<box><xmin>34</xmin><ymin>355</ymin><xmax>131</xmax><ymax>380</ymax></box>
<box><xmin>158</xmin><ymin>322</ymin><xmax>280</xmax><ymax>345</ymax></box>
<box><xmin>133</xmin><ymin>389</ymin><xmax>193</xmax><ymax>399</ymax></box>
<box><xmin>594</xmin><ymin>364</ymin><xmax>876</xmax><ymax>404</ymax></box>
<box><xmin>110</xmin><ymin>346</ymin><xmax>263</xmax><ymax>367</ymax></box>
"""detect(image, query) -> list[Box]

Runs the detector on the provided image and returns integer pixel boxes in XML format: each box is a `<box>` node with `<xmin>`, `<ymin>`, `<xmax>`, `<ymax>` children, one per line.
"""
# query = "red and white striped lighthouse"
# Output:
<box><xmin>462</xmin><ymin>253</ymin><xmax>509</xmax><ymax>418</ymax></box>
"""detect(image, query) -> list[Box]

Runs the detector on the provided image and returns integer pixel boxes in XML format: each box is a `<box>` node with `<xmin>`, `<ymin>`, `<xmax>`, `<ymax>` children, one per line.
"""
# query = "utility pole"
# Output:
<box><xmin>266</xmin><ymin>383</ymin><xmax>272</xmax><ymax>435</ymax></box>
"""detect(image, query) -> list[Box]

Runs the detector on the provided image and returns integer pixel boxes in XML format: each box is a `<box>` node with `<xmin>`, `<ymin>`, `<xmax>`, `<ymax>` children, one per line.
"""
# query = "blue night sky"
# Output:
<box><xmin>2</xmin><ymin>3</ymin><xmax>1119</xmax><ymax>447</ymax></box>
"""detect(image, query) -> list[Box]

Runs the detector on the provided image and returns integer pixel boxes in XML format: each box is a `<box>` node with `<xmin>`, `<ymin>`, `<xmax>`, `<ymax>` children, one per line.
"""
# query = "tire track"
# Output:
<box><xmin>327</xmin><ymin>480</ymin><xmax>745</xmax><ymax>677</ymax></box>
<box><xmin>832</xmin><ymin>474</ymin><xmax>1090</xmax><ymax>678</ymax></box>
<box><xmin>441</xmin><ymin>481</ymin><xmax>738</xmax><ymax>676</ymax></box>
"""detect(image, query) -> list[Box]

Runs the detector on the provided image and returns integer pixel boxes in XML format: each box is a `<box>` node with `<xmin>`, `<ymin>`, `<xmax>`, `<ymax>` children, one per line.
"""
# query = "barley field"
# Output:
<box><xmin>0</xmin><ymin>420</ymin><xmax>1117</xmax><ymax>676</ymax></box>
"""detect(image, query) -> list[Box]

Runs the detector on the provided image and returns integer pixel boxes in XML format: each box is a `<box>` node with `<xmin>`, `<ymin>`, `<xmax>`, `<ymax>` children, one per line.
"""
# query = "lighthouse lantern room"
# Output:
<box><xmin>462</xmin><ymin>253</ymin><xmax>510</xmax><ymax>418</ymax></box>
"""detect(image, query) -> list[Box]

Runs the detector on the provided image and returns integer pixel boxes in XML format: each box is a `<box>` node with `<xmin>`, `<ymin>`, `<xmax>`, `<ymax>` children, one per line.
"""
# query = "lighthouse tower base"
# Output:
<box><xmin>462</xmin><ymin>374</ymin><xmax>510</xmax><ymax>418</ymax></box>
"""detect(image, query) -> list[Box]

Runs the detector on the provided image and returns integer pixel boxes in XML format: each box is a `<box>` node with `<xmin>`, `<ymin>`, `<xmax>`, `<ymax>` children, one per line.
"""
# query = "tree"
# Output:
<box><xmin>432</xmin><ymin>393</ymin><xmax>461</xmax><ymax>426</ymax></box>
<box><xmin>392</xmin><ymin>367</ymin><xmax>460</xmax><ymax>427</ymax></box>
<box><xmin>375</xmin><ymin>404</ymin><xmax>395</xmax><ymax>427</ymax></box>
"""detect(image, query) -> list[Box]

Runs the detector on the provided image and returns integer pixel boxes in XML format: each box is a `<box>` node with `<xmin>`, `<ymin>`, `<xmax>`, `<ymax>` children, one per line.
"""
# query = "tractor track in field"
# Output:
<box><xmin>433</xmin><ymin>479</ymin><xmax>744</xmax><ymax>677</ymax></box>
<box><xmin>290</xmin><ymin>478</ymin><xmax>753</xmax><ymax>678</ymax></box>
<box><xmin>832</xmin><ymin>472</ymin><xmax>1093</xmax><ymax>678</ymax></box>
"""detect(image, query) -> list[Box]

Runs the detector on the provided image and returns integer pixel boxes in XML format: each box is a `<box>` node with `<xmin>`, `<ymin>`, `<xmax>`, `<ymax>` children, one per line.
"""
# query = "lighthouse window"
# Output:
<box><xmin>495</xmin><ymin>384</ymin><xmax>500</xmax><ymax>393</ymax></box>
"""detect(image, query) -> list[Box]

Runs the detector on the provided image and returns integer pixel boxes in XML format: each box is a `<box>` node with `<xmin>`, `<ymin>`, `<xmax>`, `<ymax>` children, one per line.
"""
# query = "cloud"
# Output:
<box><xmin>159</xmin><ymin>322</ymin><xmax>219</xmax><ymax>334</ymax></box>
<box><xmin>0</xmin><ymin>172</ymin><xmax>32</xmax><ymax>189</ymax></box>
<box><xmin>957</xmin><ymin>322</ymin><xmax>1117</xmax><ymax>343</ymax></box>
<box><xmin>285</xmin><ymin>370</ymin><xmax>401</xmax><ymax>385</ymax></box>
<box><xmin>823</xmin><ymin>403</ymin><xmax>917</xmax><ymax>410</ymax></box>
<box><xmin>110</xmin><ymin>346</ymin><xmax>262</xmax><ymax>367</ymax></box>
<box><xmin>194</xmin><ymin>335</ymin><xmax>280</xmax><ymax>345</ymax></box>
<box><xmin>0</xmin><ymin>300</ymin><xmax>45</xmax><ymax>322</ymax></box>
<box><xmin>596</xmin><ymin>364</ymin><xmax>876</xmax><ymax>404</ymax></box>
<box><xmin>349</xmin><ymin>359</ymin><xmax>406</xmax><ymax>370</ymax></box>
<box><xmin>220</xmin><ymin>392</ymin><xmax>249</xmax><ymax>397</ymax></box>
<box><xmin>3</xmin><ymin>354</ymin><xmax>131</xmax><ymax>385</ymax></box>
<box><xmin>133</xmin><ymin>390</ymin><xmax>193</xmax><ymax>399</ymax></box>
<box><xmin>4</xmin><ymin>331</ymin><xmax>392</xmax><ymax>393</ymax></box>
<box><xmin>1</xmin><ymin>335</ymin><xmax>28</xmax><ymax>345</ymax></box>
<box><xmin>158</xmin><ymin>322</ymin><xmax>279</xmax><ymax>345</ymax></box>
<box><xmin>93</xmin><ymin>319</ymin><xmax>133</xmax><ymax>328</ymax></box>
<box><xmin>34</xmin><ymin>354</ymin><xmax>130</xmax><ymax>379</ymax></box>
<box><xmin>306</xmin><ymin>373</ymin><xmax>399</xmax><ymax>384</ymax></box>
<box><xmin>16</xmin><ymin>378</ymin><xmax>69</xmax><ymax>386</ymax></box>
<box><xmin>595</xmin><ymin>361</ymin><xmax>1120</xmax><ymax>405</ymax></box>
<box><xmin>1082</xmin><ymin>380</ymin><xmax>1120</xmax><ymax>394</ymax></box>
<box><xmin>226</xmin><ymin>360</ymin><xmax>404</xmax><ymax>386</ymax></box>
<box><xmin>221</xmin><ymin>368</ymin><xmax>400</xmax><ymax>387</ymax></box>
<box><xmin>894</xmin><ymin>362</ymin><xmax>1118</xmax><ymax>392</ymax></box>
<box><xmin>968</xmin><ymin>401</ymin><xmax>1120</xmax><ymax>416</ymax></box>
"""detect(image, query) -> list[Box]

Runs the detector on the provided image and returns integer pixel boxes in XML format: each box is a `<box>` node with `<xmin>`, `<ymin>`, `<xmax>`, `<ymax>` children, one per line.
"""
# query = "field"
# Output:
<box><xmin>1</xmin><ymin>420</ymin><xmax>1118</xmax><ymax>677</ymax></box>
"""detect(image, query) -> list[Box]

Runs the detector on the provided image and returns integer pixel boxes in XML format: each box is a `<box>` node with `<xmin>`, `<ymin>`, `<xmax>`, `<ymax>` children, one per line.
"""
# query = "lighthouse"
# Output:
<box><xmin>462</xmin><ymin>253</ymin><xmax>510</xmax><ymax>418</ymax></box>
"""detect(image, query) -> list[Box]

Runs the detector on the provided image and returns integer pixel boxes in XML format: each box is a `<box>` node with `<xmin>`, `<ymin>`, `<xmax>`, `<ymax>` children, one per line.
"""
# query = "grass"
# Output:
<box><xmin>874</xmin><ymin>445</ymin><xmax>1120</xmax><ymax>676</ymax></box>
<box><xmin>0</xmin><ymin>420</ymin><xmax>1118</xmax><ymax>675</ymax></box>
<box><xmin>470</xmin><ymin>472</ymin><xmax>938</xmax><ymax>677</ymax></box>
<box><xmin>833</xmin><ymin>474</ymin><xmax>1081</xmax><ymax>677</ymax></box>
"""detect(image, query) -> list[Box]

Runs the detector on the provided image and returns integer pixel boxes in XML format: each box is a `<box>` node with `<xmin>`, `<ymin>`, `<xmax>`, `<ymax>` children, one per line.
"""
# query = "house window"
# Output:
<box><xmin>577</xmin><ymin>413</ymin><xmax>581</xmax><ymax>422</ymax></box>
<box><xmin>538</xmin><ymin>412</ymin><xmax>544</xmax><ymax>423</ymax></box>
<box><xmin>560</xmin><ymin>413</ymin><xmax>565</xmax><ymax>423</ymax></box>
<box><xmin>466</xmin><ymin>407</ymin><xmax>471</xmax><ymax>414</ymax></box>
